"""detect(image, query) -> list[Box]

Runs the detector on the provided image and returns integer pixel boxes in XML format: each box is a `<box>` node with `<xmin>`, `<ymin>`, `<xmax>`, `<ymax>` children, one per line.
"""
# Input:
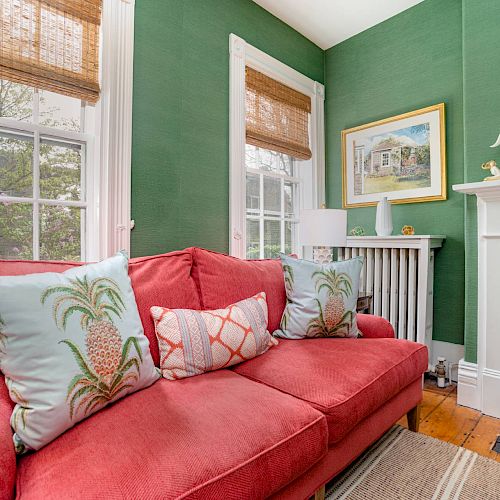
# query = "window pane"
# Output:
<box><xmin>246</xmin><ymin>173</ymin><xmax>260</xmax><ymax>213</ymax></box>
<box><xmin>285</xmin><ymin>221</ymin><xmax>296</xmax><ymax>255</ymax></box>
<box><xmin>246</xmin><ymin>218</ymin><xmax>260</xmax><ymax>259</ymax></box>
<box><xmin>40</xmin><ymin>205</ymin><xmax>82</xmax><ymax>261</ymax></box>
<box><xmin>245</xmin><ymin>144</ymin><xmax>259</xmax><ymax>170</ymax></box>
<box><xmin>0</xmin><ymin>132</ymin><xmax>34</xmax><ymax>198</ymax></box>
<box><xmin>264</xmin><ymin>177</ymin><xmax>281</xmax><ymax>215</ymax></box>
<box><xmin>0</xmin><ymin>202</ymin><xmax>33</xmax><ymax>259</ymax></box>
<box><xmin>277</xmin><ymin>154</ymin><xmax>294</xmax><ymax>176</ymax></box>
<box><xmin>0</xmin><ymin>80</ymin><xmax>33</xmax><ymax>122</ymax></box>
<box><xmin>39</xmin><ymin>90</ymin><xmax>81</xmax><ymax>132</ymax></box>
<box><xmin>246</xmin><ymin>145</ymin><xmax>294</xmax><ymax>175</ymax></box>
<box><xmin>245</xmin><ymin>144</ymin><xmax>299</xmax><ymax>259</ymax></box>
<box><xmin>39</xmin><ymin>139</ymin><xmax>82</xmax><ymax>201</ymax></box>
<box><xmin>284</xmin><ymin>181</ymin><xmax>295</xmax><ymax>218</ymax></box>
<box><xmin>264</xmin><ymin>220</ymin><xmax>281</xmax><ymax>258</ymax></box>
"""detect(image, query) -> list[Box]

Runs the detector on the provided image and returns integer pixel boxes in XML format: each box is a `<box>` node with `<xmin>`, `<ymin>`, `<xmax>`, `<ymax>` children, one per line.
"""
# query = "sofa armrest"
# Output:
<box><xmin>0</xmin><ymin>375</ymin><xmax>15</xmax><ymax>500</ymax></box>
<box><xmin>357</xmin><ymin>313</ymin><xmax>395</xmax><ymax>339</ymax></box>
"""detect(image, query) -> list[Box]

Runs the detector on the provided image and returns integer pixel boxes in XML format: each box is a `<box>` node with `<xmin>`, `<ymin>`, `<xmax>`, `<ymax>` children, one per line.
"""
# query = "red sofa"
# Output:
<box><xmin>0</xmin><ymin>247</ymin><xmax>428</xmax><ymax>500</ymax></box>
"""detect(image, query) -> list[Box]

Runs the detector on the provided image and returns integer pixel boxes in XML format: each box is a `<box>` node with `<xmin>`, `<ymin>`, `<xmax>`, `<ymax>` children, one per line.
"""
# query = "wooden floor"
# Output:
<box><xmin>396</xmin><ymin>379</ymin><xmax>500</xmax><ymax>462</ymax></box>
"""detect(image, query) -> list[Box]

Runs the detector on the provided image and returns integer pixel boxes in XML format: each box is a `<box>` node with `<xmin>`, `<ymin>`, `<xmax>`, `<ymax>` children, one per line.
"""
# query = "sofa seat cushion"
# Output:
<box><xmin>17</xmin><ymin>371</ymin><xmax>328</xmax><ymax>500</ymax></box>
<box><xmin>233</xmin><ymin>338</ymin><xmax>428</xmax><ymax>444</ymax></box>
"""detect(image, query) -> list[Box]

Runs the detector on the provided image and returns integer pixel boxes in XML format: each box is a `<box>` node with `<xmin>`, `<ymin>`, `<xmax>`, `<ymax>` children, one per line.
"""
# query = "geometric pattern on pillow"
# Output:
<box><xmin>0</xmin><ymin>252</ymin><xmax>160</xmax><ymax>453</ymax></box>
<box><xmin>151</xmin><ymin>292</ymin><xmax>277</xmax><ymax>380</ymax></box>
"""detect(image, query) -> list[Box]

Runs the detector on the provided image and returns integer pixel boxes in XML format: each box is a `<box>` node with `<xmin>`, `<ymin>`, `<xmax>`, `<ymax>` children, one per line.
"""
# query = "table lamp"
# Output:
<box><xmin>300</xmin><ymin>209</ymin><xmax>347</xmax><ymax>263</ymax></box>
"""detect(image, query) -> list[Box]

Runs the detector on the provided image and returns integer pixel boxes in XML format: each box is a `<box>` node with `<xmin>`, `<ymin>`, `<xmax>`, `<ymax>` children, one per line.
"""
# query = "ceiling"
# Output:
<box><xmin>252</xmin><ymin>0</ymin><xmax>425</xmax><ymax>50</ymax></box>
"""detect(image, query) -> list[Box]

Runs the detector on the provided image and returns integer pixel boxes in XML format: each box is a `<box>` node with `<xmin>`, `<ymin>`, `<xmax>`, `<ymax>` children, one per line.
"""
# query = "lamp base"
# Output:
<box><xmin>313</xmin><ymin>246</ymin><xmax>333</xmax><ymax>264</ymax></box>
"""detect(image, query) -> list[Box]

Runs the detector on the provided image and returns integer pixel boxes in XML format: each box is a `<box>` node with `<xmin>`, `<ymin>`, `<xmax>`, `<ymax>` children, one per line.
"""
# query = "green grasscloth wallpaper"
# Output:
<box><xmin>461</xmin><ymin>0</ymin><xmax>500</xmax><ymax>362</ymax></box>
<box><xmin>131</xmin><ymin>0</ymin><xmax>499</xmax><ymax>356</ymax></box>
<box><xmin>324</xmin><ymin>0</ymin><xmax>465</xmax><ymax>346</ymax></box>
<box><xmin>131</xmin><ymin>0</ymin><xmax>323</xmax><ymax>257</ymax></box>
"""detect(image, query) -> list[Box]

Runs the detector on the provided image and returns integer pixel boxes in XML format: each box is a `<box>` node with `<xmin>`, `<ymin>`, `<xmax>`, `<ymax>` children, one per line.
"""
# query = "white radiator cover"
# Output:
<box><xmin>337</xmin><ymin>235</ymin><xmax>445</xmax><ymax>367</ymax></box>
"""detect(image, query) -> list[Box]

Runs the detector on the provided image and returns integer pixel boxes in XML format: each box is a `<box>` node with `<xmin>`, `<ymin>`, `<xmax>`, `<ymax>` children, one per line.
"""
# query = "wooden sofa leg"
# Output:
<box><xmin>407</xmin><ymin>405</ymin><xmax>421</xmax><ymax>432</ymax></box>
<box><xmin>314</xmin><ymin>485</ymin><xmax>325</xmax><ymax>500</ymax></box>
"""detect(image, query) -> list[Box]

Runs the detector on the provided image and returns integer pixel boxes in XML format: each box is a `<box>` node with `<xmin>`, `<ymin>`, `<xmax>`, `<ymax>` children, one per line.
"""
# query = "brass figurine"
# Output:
<box><xmin>481</xmin><ymin>160</ymin><xmax>500</xmax><ymax>181</ymax></box>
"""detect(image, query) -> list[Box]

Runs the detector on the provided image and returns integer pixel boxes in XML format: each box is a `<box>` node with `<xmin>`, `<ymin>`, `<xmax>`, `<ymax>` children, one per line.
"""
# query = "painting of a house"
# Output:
<box><xmin>353</xmin><ymin>124</ymin><xmax>432</xmax><ymax>196</ymax></box>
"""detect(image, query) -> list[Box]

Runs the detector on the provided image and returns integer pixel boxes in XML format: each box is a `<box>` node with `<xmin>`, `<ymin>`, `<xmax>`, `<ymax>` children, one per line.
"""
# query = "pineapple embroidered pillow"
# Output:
<box><xmin>151</xmin><ymin>292</ymin><xmax>277</xmax><ymax>380</ymax></box>
<box><xmin>0</xmin><ymin>252</ymin><xmax>159</xmax><ymax>453</ymax></box>
<box><xmin>274</xmin><ymin>254</ymin><xmax>364</xmax><ymax>339</ymax></box>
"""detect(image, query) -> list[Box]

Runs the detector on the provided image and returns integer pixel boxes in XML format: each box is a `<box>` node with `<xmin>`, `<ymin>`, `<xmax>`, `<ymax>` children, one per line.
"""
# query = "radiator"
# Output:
<box><xmin>337</xmin><ymin>236</ymin><xmax>445</xmax><ymax>363</ymax></box>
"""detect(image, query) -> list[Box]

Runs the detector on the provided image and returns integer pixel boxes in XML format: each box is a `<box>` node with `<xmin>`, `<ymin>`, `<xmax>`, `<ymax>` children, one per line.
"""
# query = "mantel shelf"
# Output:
<box><xmin>453</xmin><ymin>180</ymin><xmax>500</xmax><ymax>197</ymax></box>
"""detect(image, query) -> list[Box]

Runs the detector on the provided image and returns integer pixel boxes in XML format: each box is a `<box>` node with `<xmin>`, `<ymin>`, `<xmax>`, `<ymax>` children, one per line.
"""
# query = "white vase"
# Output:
<box><xmin>375</xmin><ymin>197</ymin><xmax>393</xmax><ymax>236</ymax></box>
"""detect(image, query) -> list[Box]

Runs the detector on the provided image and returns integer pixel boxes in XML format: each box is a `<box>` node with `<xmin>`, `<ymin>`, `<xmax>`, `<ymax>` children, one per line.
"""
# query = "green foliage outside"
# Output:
<box><xmin>0</xmin><ymin>80</ymin><xmax>82</xmax><ymax>261</ymax></box>
<box><xmin>246</xmin><ymin>244</ymin><xmax>292</xmax><ymax>259</ymax></box>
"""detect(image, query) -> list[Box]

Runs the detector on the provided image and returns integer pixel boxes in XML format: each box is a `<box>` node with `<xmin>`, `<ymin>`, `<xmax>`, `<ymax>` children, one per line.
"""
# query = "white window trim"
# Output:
<box><xmin>94</xmin><ymin>0</ymin><xmax>136</xmax><ymax>260</ymax></box>
<box><xmin>229</xmin><ymin>33</ymin><xmax>325</xmax><ymax>259</ymax></box>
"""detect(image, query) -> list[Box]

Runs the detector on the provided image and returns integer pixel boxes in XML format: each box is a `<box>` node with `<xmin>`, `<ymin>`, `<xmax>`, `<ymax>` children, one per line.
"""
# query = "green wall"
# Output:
<box><xmin>324</xmin><ymin>0</ymin><xmax>465</xmax><ymax>346</ymax></box>
<box><xmin>461</xmin><ymin>0</ymin><xmax>500</xmax><ymax>361</ymax></box>
<box><xmin>131</xmin><ymin>0</ymin><xmax>324</xmax><ymax>257</ymax></box>
<box><xmin>131</xmin><ymin>0</ymin><xmax>499</xmax><ymax>355</ymax></box>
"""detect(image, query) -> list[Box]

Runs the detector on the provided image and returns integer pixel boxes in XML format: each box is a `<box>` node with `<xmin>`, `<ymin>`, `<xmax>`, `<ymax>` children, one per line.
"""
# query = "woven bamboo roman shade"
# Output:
<box><xmin>0</xmin><ymin>0</ymin><xmax>102</xmax><ymax>103</ymax></box>
<box><xmin>245</xmin><ymin>66</ymin><xmax>312</xmax><ymax>160</ymax></box>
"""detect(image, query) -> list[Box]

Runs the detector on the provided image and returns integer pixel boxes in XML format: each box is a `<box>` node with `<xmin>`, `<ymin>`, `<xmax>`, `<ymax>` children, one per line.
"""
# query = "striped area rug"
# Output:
<box><xmin>326</xmin><ymin>426</ymin><xmax>500</xmax><ymax>499</ymax></box>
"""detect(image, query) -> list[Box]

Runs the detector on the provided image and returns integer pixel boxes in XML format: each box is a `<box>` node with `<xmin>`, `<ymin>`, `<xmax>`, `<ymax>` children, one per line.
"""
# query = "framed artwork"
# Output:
<box><xmin>342</xmin><ymin>103</ymin><xmax>446</xmax><ymax>207</ymax></box>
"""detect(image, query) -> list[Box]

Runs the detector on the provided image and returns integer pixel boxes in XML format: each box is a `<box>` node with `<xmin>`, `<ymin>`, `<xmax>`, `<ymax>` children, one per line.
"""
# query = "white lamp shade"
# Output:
<box><xmin>299</xmin><ymin>209</ymin><xmax>347</xmax><ymax>247</ymax></box>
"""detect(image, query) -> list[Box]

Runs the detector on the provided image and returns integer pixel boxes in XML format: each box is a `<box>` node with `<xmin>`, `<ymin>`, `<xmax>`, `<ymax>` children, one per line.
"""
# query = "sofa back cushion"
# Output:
<box><xmin>0</xmin><ymin>250</ymin><xmax>201</xmax><ymax>366</ymax></box>
<box><xmin>190</xmin><ymin>248</ymin><xmax>286</xmax><ymax>333</ymax></box>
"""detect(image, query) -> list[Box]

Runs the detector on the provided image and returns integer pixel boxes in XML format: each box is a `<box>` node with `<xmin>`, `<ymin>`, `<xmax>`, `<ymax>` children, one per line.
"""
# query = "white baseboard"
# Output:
<box><xmin>457</xmin><ymin>359</ymin><xmax>500</xmax><ymax>417</ymax></box>
<box><xmin>457</xmin><ymin>359</ymin><xmax>480</xmax><ymax>410</ymax></box>
<box><xmin>431</xmin><ymin>341</ymin><xmax>464</xmax><ymax>382</ymax></box>
<box><xmin>483</xmin><ymin>368</ymin><xmax>500</xmax><ymax>418</ymax></box>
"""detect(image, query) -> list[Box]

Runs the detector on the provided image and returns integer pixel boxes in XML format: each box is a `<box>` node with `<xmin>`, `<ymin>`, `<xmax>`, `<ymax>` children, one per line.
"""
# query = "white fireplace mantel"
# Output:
<box><xmin>453</xmin><ymin>180</ymin><xmax>500</xmax><ymax>417</ymax></box>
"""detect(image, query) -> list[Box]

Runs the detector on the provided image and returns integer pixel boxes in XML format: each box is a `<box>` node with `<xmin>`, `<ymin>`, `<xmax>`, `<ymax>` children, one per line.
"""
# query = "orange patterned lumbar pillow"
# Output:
<box><xmin>151</xmin><ymin>292</ymin><xmax>277</xmax><ymax>380</ymax></box>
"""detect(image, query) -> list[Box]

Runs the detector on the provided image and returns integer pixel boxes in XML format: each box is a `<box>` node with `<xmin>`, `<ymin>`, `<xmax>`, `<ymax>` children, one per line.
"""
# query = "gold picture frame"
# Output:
<box><xmin>342</xmin><ymin>103</ymin><xmax>446</xmax><ymax>208</ymax></box>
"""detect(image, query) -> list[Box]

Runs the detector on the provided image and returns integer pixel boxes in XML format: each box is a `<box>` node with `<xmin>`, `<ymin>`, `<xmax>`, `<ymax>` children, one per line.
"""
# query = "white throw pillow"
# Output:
<box><xmin>0</xmin><ymin>252</ymin><xmax>160</xmax><ymax>453</ymax></box>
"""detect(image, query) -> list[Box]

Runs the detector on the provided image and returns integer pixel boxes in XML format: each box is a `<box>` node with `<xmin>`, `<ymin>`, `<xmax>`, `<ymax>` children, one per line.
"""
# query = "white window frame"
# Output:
<box><xmin>0</xmin><ymin>0</ymin><xmax>135</xmax><ymax>262</ymax></box>
<box><xmin>229</xmin><ymin>33</ymin><xmax>325</xmax><ymax>259</ymax></box>
<box><xmin>95</xmin><ymin>0</ymin><xmax>136</xmax><ymax>260</ymax></box>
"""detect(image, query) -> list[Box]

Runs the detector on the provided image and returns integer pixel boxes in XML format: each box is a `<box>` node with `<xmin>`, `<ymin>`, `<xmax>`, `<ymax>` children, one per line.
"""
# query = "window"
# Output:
<box><xmin>245</xmin><ymin>145</ymin><xmax>299</xmax><ymax>259</ymax></box>
<box><xmin>0</xmin><ymin>0</ymin><xmax>136</xmax><ymax>261</ymax></box>
<box><xmin>229</xmin><ymin>34</ymin><xmax>325</xmax><ymax>259</ymax></box>
<box><xmin>0</xmin><ymin>79</ymin><xmax>94</xmax><ymax>261</ymax></box>
<box><xmin>381</xmin><ymin>151</ymin><xmax>390</xmax><ymax>167</ymax></box>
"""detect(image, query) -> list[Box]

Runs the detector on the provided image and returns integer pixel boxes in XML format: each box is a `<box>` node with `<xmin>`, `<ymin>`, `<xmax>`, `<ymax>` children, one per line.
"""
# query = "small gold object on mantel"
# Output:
<box><xmin>401</xmin><ymin>225</ymin><xmax>415</xmax><ymax>236</ymax></box>
<box><xmin>481</xmin><ymin>160</ymin><xmax>500</xmax><ymax>181</ymax></box>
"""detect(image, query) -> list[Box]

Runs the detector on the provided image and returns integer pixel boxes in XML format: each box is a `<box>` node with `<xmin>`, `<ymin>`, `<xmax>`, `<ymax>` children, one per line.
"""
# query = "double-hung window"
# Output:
<box><xmin>0</xmin><ymin>0</ymin><xmax>136</xmax><ymax>262</ymax></box>
<box><xmin>0</xmin><ymin>81</ymin><xmax>94</xmax><ymax>261</ymax></box>
<box><xmin>0</xmin><ymin>0</ymin><xmax>101</xmax><ymax>261</ymax></box>
<box><xmin>229</xmin><ymin>34</ymin><xmax>325</xmax><ymax>259</ymax></box>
